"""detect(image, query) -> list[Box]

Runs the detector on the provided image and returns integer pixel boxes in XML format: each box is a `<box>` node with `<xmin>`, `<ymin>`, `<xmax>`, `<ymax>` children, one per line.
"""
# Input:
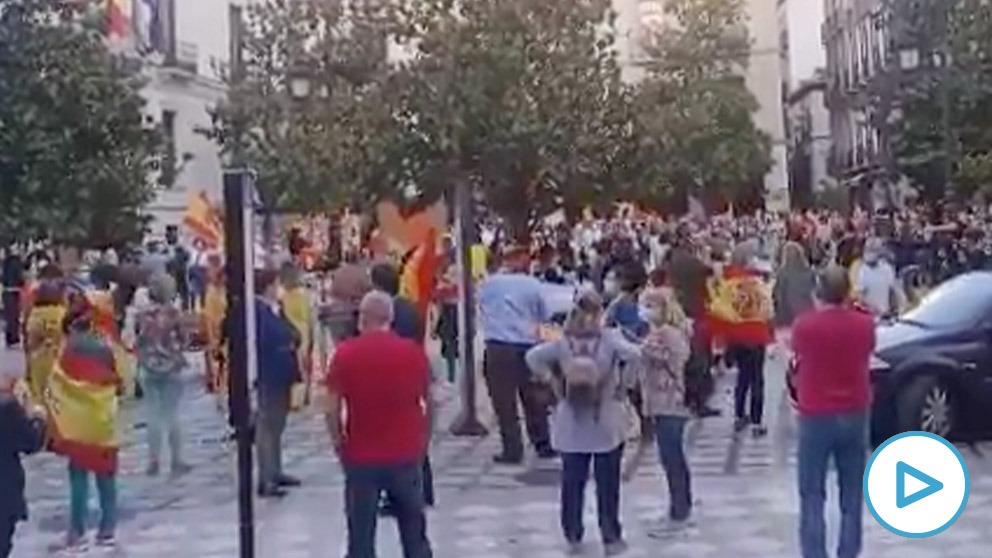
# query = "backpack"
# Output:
<box><xmin>562</xmin><ymin>335</ymin><xmax>607</xmax><ymax>420</ymax></box>
<box><xmin>137</xmin><ymin>305</ymin><xmax>187</xmax><ymax>375</ymax></box>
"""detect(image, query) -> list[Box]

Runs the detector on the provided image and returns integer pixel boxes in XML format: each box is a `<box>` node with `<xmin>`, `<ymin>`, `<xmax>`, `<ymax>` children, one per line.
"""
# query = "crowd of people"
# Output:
<box><xmin>1</xmin><ymin>203</ymin><xmax>991</xmax><ymax>557</ymax></box>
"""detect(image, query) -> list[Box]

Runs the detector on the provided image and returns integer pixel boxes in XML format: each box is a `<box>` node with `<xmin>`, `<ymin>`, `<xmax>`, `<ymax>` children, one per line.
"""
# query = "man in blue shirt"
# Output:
<box><xmin>479</xmin><ymin>245</ymin><xmax>554</xmax><ymax>463</ymax></box>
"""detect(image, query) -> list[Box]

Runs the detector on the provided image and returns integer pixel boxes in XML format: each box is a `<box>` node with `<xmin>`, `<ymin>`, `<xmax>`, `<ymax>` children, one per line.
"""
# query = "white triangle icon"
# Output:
<box><xmin>904</xmin><ymin>474</ymin><xmax>928</xmax><ymax>498</ymax></box>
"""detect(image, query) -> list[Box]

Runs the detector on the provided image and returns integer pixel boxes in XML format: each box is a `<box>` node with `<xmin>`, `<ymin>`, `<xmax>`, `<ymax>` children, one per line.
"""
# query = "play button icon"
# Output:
<box><xmin>896</xmin><ymin>461</ymin><xmax>943</xmax><ymax>508</ymax></box>
<box><xmin>865</xmin><ymin>432</ymin><xmax>970</xmax><ymax>538</ymax></box>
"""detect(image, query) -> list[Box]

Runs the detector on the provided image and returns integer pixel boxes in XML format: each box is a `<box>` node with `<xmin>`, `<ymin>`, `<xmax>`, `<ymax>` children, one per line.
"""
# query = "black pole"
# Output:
<box><xmin>223</xmin><ymin>170</ymin><xmax>256</xmax><ymax>558</ymax></box>
<box><xmin>939</xmin><ymin>7</ymin><xmax>953</xmax><ymax>200</ymax></box>
<box><xmin>449</xmin><ymin>177</ymin><xmax>488</xmax><ymax>436</ymax></box>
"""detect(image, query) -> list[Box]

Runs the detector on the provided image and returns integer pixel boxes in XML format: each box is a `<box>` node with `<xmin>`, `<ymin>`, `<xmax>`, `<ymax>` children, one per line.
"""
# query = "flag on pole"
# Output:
<box><xmin>183</xmin><ymin>191</ymin><xmax>224</xmax><ymax>249</ymax></box>
<box><xmin>399</xmin><ymin>231</ymin><xmax>440</xmax><ymax>341</ymax></box>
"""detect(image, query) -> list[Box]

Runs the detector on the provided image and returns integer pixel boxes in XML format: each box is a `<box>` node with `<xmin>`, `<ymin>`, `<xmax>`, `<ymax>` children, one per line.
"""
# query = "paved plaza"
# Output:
<box><xmin>5</xmin><ymin>346</ymin><xmax>992</xmax><ymax>557</ymax></box>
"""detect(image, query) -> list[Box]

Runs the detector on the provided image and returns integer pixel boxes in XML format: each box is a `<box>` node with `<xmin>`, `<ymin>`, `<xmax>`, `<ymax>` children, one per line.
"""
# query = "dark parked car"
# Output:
<box><xmin>790</xmin><ymin>271</ymin><xmax>992</xmax><ymax>444</ymax></box>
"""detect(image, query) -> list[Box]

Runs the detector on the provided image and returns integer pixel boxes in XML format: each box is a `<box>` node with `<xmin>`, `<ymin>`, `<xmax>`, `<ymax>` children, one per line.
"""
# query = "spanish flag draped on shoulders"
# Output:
<box><xmin>707</xmin><ymin>264</ymin><xmax>775</xmax><ymax>347</ymax></box>
<box><xmin>86</xmin><ymin>288</ymin><xmax>134</xmax><ymax>397</ymax></box>
<box><xmin>47</xmin><ymin>302</ymin><xmax>121</xmax><ymax>475</ymax></box>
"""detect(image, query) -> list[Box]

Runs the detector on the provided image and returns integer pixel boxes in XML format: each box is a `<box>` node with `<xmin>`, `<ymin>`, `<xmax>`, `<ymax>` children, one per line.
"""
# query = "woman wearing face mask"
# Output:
<box><xmin>639</xmin><ymin>287</ymin><xmax>694</xmax><ymax>537</ymax></box>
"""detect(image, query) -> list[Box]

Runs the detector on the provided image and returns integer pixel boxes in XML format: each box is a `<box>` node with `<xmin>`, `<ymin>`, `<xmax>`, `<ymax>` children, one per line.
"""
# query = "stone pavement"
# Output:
<box><xmin>6</xmin><ymin>345</ymin><xmax>992</xmax><ymax>557</ymax></box>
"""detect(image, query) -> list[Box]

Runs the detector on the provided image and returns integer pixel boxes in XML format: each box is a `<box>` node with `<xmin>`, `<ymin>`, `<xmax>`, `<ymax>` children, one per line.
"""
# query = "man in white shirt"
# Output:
<box><xmin>856</xmin><ymin>238</ymin><xmax>904</xmax><ymax>317</ymax></box>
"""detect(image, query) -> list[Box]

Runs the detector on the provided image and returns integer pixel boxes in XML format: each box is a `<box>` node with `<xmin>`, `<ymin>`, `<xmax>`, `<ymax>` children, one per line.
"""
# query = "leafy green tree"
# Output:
<box><xmin>890</xmin><ymin>0</ymin><xmax>992</xmax><ymax>201</ymax></box>
<box><xmin>204</xmin><ymin>0</ymin><xmax>402</xmax><ymax>214</ymax></box>
<box><xmin>391</xmin><ymin>0</ymin><xmax>636</xmax><ymax>239</ymax></box>
<box><xmin>633</xmin><ymin>0</ymin><xmax>772</xmax><ymax>209</ymax></box>
<box><xmin>0</xmin><ymin>0</ymin><xmax>166</xmax><ymax>247</ymax></box>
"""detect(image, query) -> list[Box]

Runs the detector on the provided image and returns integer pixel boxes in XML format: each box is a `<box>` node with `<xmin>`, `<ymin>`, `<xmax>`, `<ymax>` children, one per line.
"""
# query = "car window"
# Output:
<box><xmin>902</xmin><ymin>274</ymin><xmax>992</xmax><ymax>329</ymax></box>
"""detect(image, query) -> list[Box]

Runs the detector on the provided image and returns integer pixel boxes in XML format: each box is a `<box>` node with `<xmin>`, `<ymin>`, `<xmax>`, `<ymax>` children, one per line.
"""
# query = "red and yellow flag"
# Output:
<box><xmin>399</xmin><ymin>231</ymin><xmax>439</xmax><ymax>340</ymax></box>
<box><xmin>47</xmin><ymin>334</ymin><xmax>121</xmax><ymax>474</ymax></box>
<box><xmin>707</xmin><ymin>267</ymin><xmax>774</xmax><ymax>346</ymax></box>
<box><xmin>183</xmin><ymin>191</ymin><xmax>224</xmax><ymax>249</ymax></box>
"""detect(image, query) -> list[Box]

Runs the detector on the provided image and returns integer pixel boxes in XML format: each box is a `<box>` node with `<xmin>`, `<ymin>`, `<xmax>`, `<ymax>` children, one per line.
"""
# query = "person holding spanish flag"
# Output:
<box><xmin>48</xmin><ymin>297</ymin><xmax>122</xmax><ymax>551</ymax></box>
<box><xmin>708</xmin><ymin>240</ymin><xmax>774</xmax><ymax>437</ymax></box>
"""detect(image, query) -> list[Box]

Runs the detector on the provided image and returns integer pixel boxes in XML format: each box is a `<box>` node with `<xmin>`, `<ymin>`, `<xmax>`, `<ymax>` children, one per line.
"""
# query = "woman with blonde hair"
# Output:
<box><xmin>773</xmin><ymin>241</ymin><xmax>816</xmax><ymax>328</ymax></box>
<box><xmin>639</xmin><ymin>287</ymin><xmax>694</xmax><ymax>537</ymax></box>
<box><xmin>526</xmin><ymin>289</ymin><xmax>642</xmax><ymax>556</ymax></box>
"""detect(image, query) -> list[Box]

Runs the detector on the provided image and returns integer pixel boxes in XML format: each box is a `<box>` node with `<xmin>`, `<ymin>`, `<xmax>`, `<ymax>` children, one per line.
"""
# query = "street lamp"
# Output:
<box><xmin>288</xmin><ymin>67</ymin><xmax>330</xmax><ymax>100</ymax></box>
<box><xmin>289</xmin><ymin>75</ymin><xmax>311</xmax><ymax>99</ymax></box>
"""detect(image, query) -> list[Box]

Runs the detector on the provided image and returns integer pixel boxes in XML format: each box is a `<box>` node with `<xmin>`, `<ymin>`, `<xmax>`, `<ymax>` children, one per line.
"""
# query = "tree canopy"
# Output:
<box><xmin>204</xmin><ymin>0</ymin><xmax>402</xmax><ymax>214</ymax></box>
<box><xmin>210</xmin><ymin>0</ymin><xmax>773</xmax><ymax>235</ymax></box>
<box><xmin>890</xmin><ymin>0</ymin><xmax>992</xmax><ymax>202</ymax></box>
<box><xmin>0</xmin><ymin>0</ymin><xmax>167</xmax><ymax>247</ymax></box>
<box><xmin>634</xmin><ymin>0</ymin><xmax>772</xmax><ymax>210</ymax></box>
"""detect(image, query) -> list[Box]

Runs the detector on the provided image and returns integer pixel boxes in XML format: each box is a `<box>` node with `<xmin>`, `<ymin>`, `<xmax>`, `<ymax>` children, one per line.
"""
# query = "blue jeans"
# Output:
<box><xmin>142</xmin><ymin>372</ymin><xmax>185</xmax><ymax>466</ymax></box>
<box><xmin>68</xmin><ymin>466</ymin><xmax>117</xmax><ymax>539</ymax></box>
<box><xmin>798</xmin><ymin>412</ymin><xmax>868</xmax><ymax>558</ymax></box>
<box><xmin>560</xmin><ymin>445</ymin><xmax>624</xmax><ymax>545</ymax></box>
<box><xmin>654</xmin><ymin>416</ymin><xmax>692</xmax><ymax>521</ymax></box>
<box><xmin>344</xmin><ymin>462</ymin><xmax>432</xmax><ymax>558</ymax></box>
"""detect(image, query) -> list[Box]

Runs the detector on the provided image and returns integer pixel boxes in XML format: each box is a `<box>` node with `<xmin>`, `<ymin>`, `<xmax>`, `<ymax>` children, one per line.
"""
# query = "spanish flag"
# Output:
<box><xmin>87</xmin><ymin>289</ymin><xmax>134</xmax><ymax>396</ymax></box>
<box><xmin>399</xmin><ymin>231</ymin><xmax>439</xmax><ymax>341</ymax></box>
<box><xmin>47</xmin><ymin>333</ymin><xmax>121</xmax><ymax>475</ymax></box>
<box><xmin>183</xmin><ymin>191</ymin><xmax>224</xmax><ymax>249</ymax></box>
<box><xmin>707</xmin><ymin>266</ymin><xmax>774</xmax><ymax>346</ymax></box>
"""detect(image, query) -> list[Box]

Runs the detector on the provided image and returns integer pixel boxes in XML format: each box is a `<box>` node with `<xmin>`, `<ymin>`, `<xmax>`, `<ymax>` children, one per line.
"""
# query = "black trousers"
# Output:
<box><xmin>2</xmin><ymin>290</ymin><xmax>20</xmax><ymax>347</ymax></box>
<box><xmin>384</xmin><ymin>456</ymin><xmax>434</xmax><ymax>508</ymax></box>
<box><xmin>560</xmin><ymin>445</ymin><xmax>624</xmax><ymax>545</ymax></box>
<box><xmin>684</xmin><ymin>344</ymin><xmax>715</xmax><ymax>412</ymax></box>
<box><xmin>0</xmin><ymin>516</ymin><xmax>15</xmax><ymax>558</ymax></box>
<box><xmin>731</xmin><ymin>345</ymin><xmax>767</xmax><ymax>424</ymax></box>
<box><xmin>483</xmin><ymin>341</ymin><xmax>552</xmax><ymax>459</ymax></box>
<box><xmin>344</xmin><ymin>462</ymin><xmax>433</xmax><ymax>558</ymax></box>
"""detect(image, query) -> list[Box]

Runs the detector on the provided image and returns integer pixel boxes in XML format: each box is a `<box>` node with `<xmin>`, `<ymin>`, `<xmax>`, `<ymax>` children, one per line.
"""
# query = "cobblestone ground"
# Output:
<box><xmin>5</xmin><ymin>345</ymin><xmax>992</xmax><ymax>557</ymax></box>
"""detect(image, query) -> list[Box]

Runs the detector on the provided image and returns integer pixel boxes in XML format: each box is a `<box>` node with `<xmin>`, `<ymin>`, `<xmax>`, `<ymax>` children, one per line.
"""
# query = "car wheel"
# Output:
<box><xmin>898</xmin><ymin>375</ymin><xmax>955</xmax><ymax>438</ymax></box>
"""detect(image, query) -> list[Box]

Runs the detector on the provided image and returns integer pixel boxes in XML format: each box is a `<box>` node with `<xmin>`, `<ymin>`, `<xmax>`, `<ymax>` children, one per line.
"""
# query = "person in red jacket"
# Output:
<box><xmin>710</xmin><ymin>241</ymin><xmax>774</xmax><ymax>436</ymax></box>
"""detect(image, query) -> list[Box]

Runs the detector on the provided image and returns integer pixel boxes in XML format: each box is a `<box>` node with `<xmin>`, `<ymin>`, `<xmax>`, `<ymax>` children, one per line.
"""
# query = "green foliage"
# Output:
<box><xmin>890</xmin><ymin>0</ymin><xmax>992</xmax><ymax>201</ymax></box>
<box><xmin>634</xmin><ymin>0</ymin><xmax>772</xmax><ymax>206</ymax></box>
<box><xmin>204</xmin><ymin>0</ymin><xmax>402</xmax><ymax>213</ymax></box>
<box><xmin>0</xmin><ymin>0</ymin><xmax>166</xmax><ymax>247</ymax></box>
<box><xmin>212</xmin><ymin>0</ymin><xmax>773</xmax><ymax>234</ymax></box>
<box><xmin>390</xmin><ymin>0</ymin><xmax>634</xmax><ymax>238</ymax></box>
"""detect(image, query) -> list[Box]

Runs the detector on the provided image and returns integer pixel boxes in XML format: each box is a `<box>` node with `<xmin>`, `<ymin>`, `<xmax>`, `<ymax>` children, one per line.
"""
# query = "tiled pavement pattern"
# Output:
<box><xmin>6</xmin><ymin>344</ymin><xmax>992</xmax><ymax>557</ymax></box>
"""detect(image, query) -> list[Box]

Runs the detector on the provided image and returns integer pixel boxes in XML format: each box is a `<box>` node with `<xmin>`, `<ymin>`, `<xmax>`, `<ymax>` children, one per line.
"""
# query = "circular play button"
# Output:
<box><xmin>864</xmin><ymin>431</ymin><xmax>970</xmax><ymax>538</ymax></box>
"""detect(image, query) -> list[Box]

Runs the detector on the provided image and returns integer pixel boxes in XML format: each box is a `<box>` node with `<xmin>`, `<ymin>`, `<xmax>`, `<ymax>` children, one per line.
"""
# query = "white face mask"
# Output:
<box><xmin>603</xmin><ymin>279</ymin><xmax>619</xmax><ymax>296</ymax></box>
<box><xmin>638</xmin><ymin>305</ymin><xmax>661</xmax><ymax>324</ymax></box>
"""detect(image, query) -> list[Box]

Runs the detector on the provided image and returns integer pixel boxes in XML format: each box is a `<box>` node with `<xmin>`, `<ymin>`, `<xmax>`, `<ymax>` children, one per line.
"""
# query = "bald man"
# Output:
<box><xmin>325</xmin><ymin>291</ymin><xmax>434</xmax><ymax>558</ymax></box>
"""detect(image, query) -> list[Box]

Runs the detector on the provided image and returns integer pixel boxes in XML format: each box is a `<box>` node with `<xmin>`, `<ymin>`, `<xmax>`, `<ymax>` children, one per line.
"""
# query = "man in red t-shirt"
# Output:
<box><xmin>791</xmin><ymin>266</ymin><xmax>874</xmax><ymax>558</ymax></box>
<box><xmin>325</xmin><ymin>291</ymin><xmax>433</xmax><ymax>558</ymax></box>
